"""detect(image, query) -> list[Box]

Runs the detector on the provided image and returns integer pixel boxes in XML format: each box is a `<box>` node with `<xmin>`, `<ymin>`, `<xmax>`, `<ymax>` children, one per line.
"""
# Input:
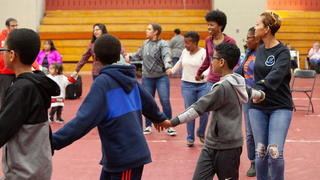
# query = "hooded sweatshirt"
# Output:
<box><xmin>52</xmin><ymin>64</ymin><xmax>167</xmax><ymax>172</ymax></box>
<box><xmin>0</xmin><ymin>70</ymin><xmax>60</xmax><ymax>180</ymax></box>
<box><xmin>171</xmin><ymin>73</ymin><xmax>249</xmax><ymax>149</ymax></box>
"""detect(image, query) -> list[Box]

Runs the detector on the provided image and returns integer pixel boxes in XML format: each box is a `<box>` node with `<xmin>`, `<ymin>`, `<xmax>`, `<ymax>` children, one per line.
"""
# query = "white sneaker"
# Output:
<box><xmin>143</xmin><ymin>126</ymin><xmax>152</xmax><ymax>135</ymax></box>
<box><xmin>167</xmin><ymin>127</ymin><xmax>177</xmax><ymax>136</ymax></box>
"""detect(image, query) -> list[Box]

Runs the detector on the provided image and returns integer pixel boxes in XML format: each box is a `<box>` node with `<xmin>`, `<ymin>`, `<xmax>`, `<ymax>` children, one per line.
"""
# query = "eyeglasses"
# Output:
<box><xmin>210</xmin><ymin>56</ymin><xmax>222</xmax><ymax>61</ymax></box>
<box><xmin>0</xmin><ymin>48</ymin><xmax>11</xmax><ymax>53</ymax></box>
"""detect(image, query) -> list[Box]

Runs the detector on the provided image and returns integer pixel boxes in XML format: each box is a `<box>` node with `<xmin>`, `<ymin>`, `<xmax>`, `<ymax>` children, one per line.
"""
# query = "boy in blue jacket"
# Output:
<box><xmin>52</xmin><ymin>34</ymin><xmax>168</xmax><ymax>180</ymax></box>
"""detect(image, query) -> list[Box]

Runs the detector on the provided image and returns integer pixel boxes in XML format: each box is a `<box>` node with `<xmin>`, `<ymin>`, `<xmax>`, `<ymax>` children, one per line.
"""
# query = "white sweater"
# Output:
<box><xmin>171</xmin><ymin>48</ymin><xmax>208</xmax><ymax>83</ymax></box>
<box><xmin>47</xmin><ymin>74</ymin><xmax>72</xmax><ymax>107</ymax></box>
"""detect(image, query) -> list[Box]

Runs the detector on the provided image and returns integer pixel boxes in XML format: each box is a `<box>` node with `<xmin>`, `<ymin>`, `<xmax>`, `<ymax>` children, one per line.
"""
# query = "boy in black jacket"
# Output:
<box><xmin>0</xmin><ymin>29</ymin><xmax>60</xmax><ymax>180</ymax></box>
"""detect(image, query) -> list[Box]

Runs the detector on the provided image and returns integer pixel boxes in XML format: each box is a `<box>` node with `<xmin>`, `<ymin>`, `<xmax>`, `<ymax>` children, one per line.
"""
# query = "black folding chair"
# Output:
<box><xmin>291</xmin><ymin>69</ymin><xmax>317</xmax><ymax>113</ymax></box>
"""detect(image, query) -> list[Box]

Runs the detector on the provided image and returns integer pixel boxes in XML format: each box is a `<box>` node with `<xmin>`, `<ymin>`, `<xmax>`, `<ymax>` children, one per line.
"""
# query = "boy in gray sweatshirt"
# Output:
<box><xmin>158</xmin><ymin>43</ymin><xmax>264</xmax><ymax>180</ymax></box>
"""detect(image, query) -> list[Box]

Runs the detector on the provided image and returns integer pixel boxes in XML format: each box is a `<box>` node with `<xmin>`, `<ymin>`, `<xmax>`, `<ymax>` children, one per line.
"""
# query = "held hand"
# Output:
<box><xmin>166</xmin><ymin>69</ymin><xmax>173</xmax><ymax>75</ymax></box>
<box><xmin>195</xmin><ymin>74</ymin><xmax>204</xmax><ymax>81</ymax></box>
<box><xmin>252</xmin><ymin>90</ymin><xmax>265</xmax><ymax>104</ymax></box>
<box><xmin>124</xmin><ymin>54</ymin><xmax>130</xmax><ymax>63</ymax></box>
<box><xmin>71</xmin><ymin>71</ymin><xmax>78</xmax><ymax>79</ymax></box>
<box><xmin>154</xmin><ymin>120</ymin><xmax>172</xmax><ymax>132</ymax></box>
<box><xmin>154</xmin><ymin>123</ymin><xmax>164</xmax><ymax>132</ymax></box>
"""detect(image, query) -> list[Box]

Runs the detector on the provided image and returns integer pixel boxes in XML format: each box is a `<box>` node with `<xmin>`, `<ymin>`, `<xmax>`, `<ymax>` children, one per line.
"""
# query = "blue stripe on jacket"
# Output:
<box><xmin>106</xmin><ymin>84</ymin><xmax>142</xmax><ymax>119</ymax></box>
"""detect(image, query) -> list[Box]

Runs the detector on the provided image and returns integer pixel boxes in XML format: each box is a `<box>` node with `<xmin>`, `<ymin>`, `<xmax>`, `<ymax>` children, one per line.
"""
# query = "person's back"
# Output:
<box><xmin>169</xmin><ymin>29</ymin><xmax>184</xmax><ymax>59</ymax></box>
<box><xmin>52</xmin><ymin>34</ymin><xmax>167</xmax><ymax>179</ymax></box>
<box><xmin>0</xmin><ymin>29</ymin><xmax>60</xmax><ymax>180</ymax></box>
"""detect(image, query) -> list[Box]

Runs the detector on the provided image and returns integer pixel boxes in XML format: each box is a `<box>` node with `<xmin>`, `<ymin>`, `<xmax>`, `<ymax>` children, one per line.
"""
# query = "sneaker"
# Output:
<box><xmin>143</xmin><ymin>126</ymin><xmax>152</xmax><ymax>135</ymax></box>
<box><xmin>55</xmin><ymin>119</ymin><xmax>64</xmax><ymax>124</ymax></box>
<box><xmin>49</xmin><ymin>116</ymin><xmax>54</xmax><ymax>122</ymax></box>
<box><xmin>187</xmin><ymin>141</ymin><xmax>194</xmax><ymax>147</ymax></box>
<box><xmin>199</xmin><ymin>136</ymin><xmax>205</xmax><ymax>143</ymax></box>
<box><xmin>246</xmin><ymin>162</ymin><xmax>256</xmax><ymax>177</ymax></box>
<box><xmin>167</xmin><ymin>128</ymin><xmax>177</xmax><ymax>136</ymax></box>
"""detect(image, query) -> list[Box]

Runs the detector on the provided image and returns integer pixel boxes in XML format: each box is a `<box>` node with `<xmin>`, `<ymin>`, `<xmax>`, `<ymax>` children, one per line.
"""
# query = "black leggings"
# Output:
<box><xmin>50</xmin><ymin>106</ymin><xmax>63</xmax><ymax>120</ymax></box>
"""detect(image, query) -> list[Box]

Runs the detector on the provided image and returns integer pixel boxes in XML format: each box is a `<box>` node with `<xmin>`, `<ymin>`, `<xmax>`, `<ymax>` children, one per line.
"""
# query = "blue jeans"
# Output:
<box><xmin>181</xmin><ymin>81</ymin><xmax>209</xmax><ymax>142</ymax></box>
<box><xmin>243</xmin><ymin>103</ymin><xmax>255</xmax><ymax>161</ymax></box>
<box><xmin>206</xmin><ymin>81</ymin><xmax>216</xmax><ymax>92</ymax></box>
<box><xmin>249</xmin><ymin>109</ymin><xmax>292</xmax><ymax>180</ymax></box>
<box><xmin>141</xmin><ymin>76</ymin><xmax>172</xmax><ymax>127</ymax></box>
<box><xmin>310</xmin><ymin>59</ymin><xmax>320</xmax><ymax>72</ymax></box>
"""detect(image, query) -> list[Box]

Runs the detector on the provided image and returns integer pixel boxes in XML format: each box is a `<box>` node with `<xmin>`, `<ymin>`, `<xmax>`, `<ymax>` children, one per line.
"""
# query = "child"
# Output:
<box><xmin>48</xmin><ymin>63</ymin><xmax>76</xmax><ymax>123</ymax></box>
<box><xmin>159</xmin><ymin>43</ymin><xmax>265</xmax><ymax>180</ymax></box>
<box><xmin>52</xmin><ymin>34</ymin><xmax>167</xmax><ymax>180</ymax></box>
<box><xmin>0</xmin><ymin>29</ymin><xmax>60</xmax><ymax>179</ymax></box>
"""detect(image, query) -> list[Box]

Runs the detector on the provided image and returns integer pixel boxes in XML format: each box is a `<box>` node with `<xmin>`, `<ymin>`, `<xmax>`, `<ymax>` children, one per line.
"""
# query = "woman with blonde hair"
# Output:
<box><xmin>249</xmin><ymin>12</ymin><xmax>292</xmax><ymax>180</ymax></box>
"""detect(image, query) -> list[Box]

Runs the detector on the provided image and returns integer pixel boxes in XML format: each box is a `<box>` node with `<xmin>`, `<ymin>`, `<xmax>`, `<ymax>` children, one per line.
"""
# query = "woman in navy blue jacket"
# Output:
<box><xmin>249</xmin><ymin>12</ymin><xmax>292</xmax><ymax>180</ymax></box>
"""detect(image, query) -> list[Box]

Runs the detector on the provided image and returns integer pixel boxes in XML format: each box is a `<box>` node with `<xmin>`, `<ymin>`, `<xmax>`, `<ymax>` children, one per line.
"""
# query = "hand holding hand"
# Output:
<box><xmin>195</xmin><ymin>74</ymin><xmax>204</xmax><ymax>81</ymax></box>
<box><xmin>124</xmin><ymin>54</ymin><xmax>130</xmax><ymax>63</ymax></box>
<box><xmin>166</xmin><ymin>69</ymin><xmax>173</xmax><ymax>75</ymax></box>
<box><xmin>252</xmin><ymin>90</ymin><xmax>265</xmax><ymax>104</ymax></box>
<box><xmin>154</xmin><ymin>120</ymin><xmax>172</xmax><ymax>132</ymax></box>
<box><xmin>71</xmin><ymin>71</ymin><xmax>78</xmax><ymax>79</ymax></box>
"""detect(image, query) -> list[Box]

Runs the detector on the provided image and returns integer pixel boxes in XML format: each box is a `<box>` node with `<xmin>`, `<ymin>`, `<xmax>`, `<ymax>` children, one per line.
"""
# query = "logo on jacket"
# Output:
<box><xmin>265</xmin><ymin>55</ymin><xmax>275</xmax><ymax>66</ymax></box>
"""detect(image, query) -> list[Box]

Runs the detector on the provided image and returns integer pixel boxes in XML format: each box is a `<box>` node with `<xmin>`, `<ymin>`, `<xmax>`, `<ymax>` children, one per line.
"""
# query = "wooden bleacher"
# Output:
<box><xmin>275</xmin><ymin>11</ymin><xmax>320</xmax><ymax>69</ymax></box>
<box><xmin>39</xmin><ymin>10</ymin><xmax>208</xmax><ymax>71</ymax></box>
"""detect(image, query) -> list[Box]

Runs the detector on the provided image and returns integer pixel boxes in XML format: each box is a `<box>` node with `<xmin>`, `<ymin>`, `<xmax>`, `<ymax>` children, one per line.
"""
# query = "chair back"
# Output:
<box><xmin>291</xmin><ymin>69</ymin><xmax>317</xmax><ymax>113</ymax></box>
<box><xmin>294</xmin><ymin>69</ymin><xmax>316</xmax><ymax>78</ymax></box>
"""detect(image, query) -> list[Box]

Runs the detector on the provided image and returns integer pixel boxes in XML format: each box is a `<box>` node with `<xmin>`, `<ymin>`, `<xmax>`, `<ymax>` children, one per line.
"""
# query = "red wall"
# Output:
<box><xmin>46</xmin><ymin>0</ymin><xmax>211</xmax><ymax>10</ymax></box>
<box><xmin>268</xmin><ymin>0</ymin><xmax>320</xmax><ymax>11</ymax></box>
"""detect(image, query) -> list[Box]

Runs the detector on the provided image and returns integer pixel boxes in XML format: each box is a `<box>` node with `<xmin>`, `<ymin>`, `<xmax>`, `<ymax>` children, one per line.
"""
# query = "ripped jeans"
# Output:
<box><xmin>249</xmin><ymin>109</ymin><xmax>292</xmax><ymax>180</ymax></box>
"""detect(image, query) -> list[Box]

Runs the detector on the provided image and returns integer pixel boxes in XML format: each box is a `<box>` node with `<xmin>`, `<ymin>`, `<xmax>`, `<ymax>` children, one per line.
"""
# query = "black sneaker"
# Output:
<box><xmin>55</xmin><ymin>119</ymin><xmax>64</xmax><ymax>124</ymax></box>
<box><xmin>143</xmin><ymin>126</ymin><xmax>152</xmax><ymax>135</ymax></box>
<box><xmin>247</xmin><ymin>162</ymin><xmax>256</xmax><ymax>177</ymax></box>
<box><xmin>198</xmin><ymin>136</ymin><xmax>205</xmax><ymax>143</ymax></box>
<box><xmin>187</xmin><ymin>141</ymin><xmax>194</xmax><ymax>147</ymax></box>
<box><xmin>49</xmin><ymin>116</ymin><xmax>54</xmax><ymax>122</ymax></box>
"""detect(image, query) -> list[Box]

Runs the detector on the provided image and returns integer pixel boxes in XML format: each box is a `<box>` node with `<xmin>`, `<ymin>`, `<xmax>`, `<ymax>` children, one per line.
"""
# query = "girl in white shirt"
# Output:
<box><xmin>167</xmin><ymin>31</ymin><xmax>209</xmax><ymax>147</ymax></box>
<box><xmin>48</xmin><ymin>63</ymin><xmax>76</xmax><ymax>123</ymax></box>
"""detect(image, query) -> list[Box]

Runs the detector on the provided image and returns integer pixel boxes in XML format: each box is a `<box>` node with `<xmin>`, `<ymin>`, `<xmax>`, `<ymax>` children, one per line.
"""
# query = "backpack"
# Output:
<box><xmin>65</xmin><ymin>75</ymin><xmax>82</xmax><ymax>99</ymax></box>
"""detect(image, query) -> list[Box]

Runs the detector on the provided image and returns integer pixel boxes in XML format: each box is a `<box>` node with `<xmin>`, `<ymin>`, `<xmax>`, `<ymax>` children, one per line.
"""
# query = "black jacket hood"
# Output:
<box><xmin>17</xmin><ymin>70</ymin><xmax>60</xmax><ymax>108</ymax></box>
<box><xmin>99</xmin><ymin>65</ymin><xmax>137</xmax><ymax>94</ymax></box>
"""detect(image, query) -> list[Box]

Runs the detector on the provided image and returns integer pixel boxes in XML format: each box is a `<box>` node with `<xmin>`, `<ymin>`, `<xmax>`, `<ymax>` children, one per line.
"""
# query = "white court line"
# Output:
<box><xmin>286</xmin><ymin>139</ymin><xmax>320</xmax><ymax>143</ymax></box>
<box><xmin>292</xmin><ymin>98</ymin><xmax>320</xmax><ymax>100</ymax></box>
<box><xmin>304</xmin><ymin>114</ymin><xmax>320</xmax><ymax>117</ymax></box>
<box><xmin>148</xmin><ymin>140</ymin><xmax>167</xmax><ymax>143</ymax></box>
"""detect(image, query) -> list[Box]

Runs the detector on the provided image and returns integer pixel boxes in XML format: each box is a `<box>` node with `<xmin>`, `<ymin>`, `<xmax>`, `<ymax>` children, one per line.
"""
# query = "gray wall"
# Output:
<box><xmin>213</xmin><ymin>0</ymin><xmax>266</xmax><ymax>51</ymax></box>
<box><xmin>0</xmin><ymin>0</ymin><xmax>45</xmax><ymax>31</ymax></box>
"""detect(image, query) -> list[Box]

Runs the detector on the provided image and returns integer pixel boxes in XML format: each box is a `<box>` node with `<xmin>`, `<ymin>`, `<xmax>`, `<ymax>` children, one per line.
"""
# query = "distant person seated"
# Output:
<box><xmin>35</xmin><ymin>40</ymin><xmax>62</xmax><ymax>74</ymax></box>
<box><xmin>286</xmin><ymin>43</ymin><xmax>298</xmax><ymax>71</ymax></box>
<box><xmin>308</xmin><ymin>42</ymin><xmax>320</xmax><ymax>73</ymax></box>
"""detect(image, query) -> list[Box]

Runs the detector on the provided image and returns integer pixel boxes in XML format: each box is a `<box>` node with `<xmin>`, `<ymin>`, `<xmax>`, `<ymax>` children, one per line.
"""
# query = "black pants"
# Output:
<box><xmin>100</xmin><ymin>166</ymin><xmax>144</xmax><ymax>180</ymax></box>
<box><xmin>49</xmin><ymin>106</ymin><xmax>63</xmax><ymax>120</ymax></box>
<box><xmin>0</xmin><ymin>74</ymin><xmax>15</xmax><ymax>110</ymax></box>
<box><xmin>193</xmin><ymin>146</ymin><xmax>242</xmax><ymax>180</ymax></box>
